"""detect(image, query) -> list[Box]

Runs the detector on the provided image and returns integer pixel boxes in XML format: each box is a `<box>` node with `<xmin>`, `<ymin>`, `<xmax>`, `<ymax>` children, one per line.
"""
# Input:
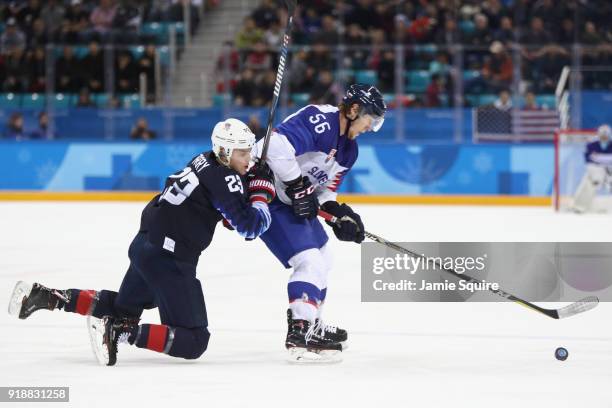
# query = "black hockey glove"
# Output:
<box><xmin>320</xmin><ymin>201</ymin><xmax>365</xmax><ymax>243</ymax></box>
<box><xmin>285</xmin><ymin>176</ymin><xmax>319</xmax><ymax>219</ymax></box>
<box><xmin>246</xmin><ymin>162</ymin><xmax>276</xmax><ymax>204</ymax></box>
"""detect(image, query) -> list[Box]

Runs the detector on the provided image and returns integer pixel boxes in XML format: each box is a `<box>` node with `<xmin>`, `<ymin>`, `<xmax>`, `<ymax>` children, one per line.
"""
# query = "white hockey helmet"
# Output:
<box><xmin>597</xmin><ymin>124</ymin><xmax>611</xmax><ymax>140</ymax></box>
<box><xmin>211</xmin><ymin>118</ymin><xmax>256</xmax><ymax>165</ymax></box>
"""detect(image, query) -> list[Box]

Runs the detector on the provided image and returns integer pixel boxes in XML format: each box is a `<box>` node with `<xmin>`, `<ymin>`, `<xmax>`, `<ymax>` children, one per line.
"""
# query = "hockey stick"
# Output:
<box><xmin>318</xmin><ymin>209</ymin><xmax>599</xmax><ymax>320</ymax></box>
<box><xmin>258</xmin><ymin>0</ymin><xmax>297</xmax><ymax>164</ymax></box>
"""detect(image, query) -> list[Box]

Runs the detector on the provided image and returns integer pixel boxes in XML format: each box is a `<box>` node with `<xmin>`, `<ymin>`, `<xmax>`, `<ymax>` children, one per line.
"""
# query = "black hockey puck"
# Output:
<box><xmin>555</xmin><ymin>347</ymin><xmax>568</xmax><ymax>361</ymax></box>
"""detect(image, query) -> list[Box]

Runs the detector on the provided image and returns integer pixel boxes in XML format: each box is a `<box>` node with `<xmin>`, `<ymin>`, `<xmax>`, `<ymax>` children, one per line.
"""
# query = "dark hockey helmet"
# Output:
<box><xmin>342</xmin><ymin>84</ymin><xmax>386</xmax><ymax>131</ymax></box>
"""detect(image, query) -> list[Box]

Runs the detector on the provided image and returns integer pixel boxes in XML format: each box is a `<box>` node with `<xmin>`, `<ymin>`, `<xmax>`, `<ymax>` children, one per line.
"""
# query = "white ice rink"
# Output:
<box><xmin>1</xmin><ymin>202</ymin><xmax>611</xmax><ymax>407</ymax></box>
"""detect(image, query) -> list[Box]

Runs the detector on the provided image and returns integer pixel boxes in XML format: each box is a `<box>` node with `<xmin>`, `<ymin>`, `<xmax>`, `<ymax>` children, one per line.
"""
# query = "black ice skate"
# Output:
<box><xmin>8</xmin><ymin>281</ymin><xmax>69</xmax><ymax>319</ymax></box>
<box><xmin>285</xmin><ymin>309</ymin><xmax>343</xmax><ymax>363</ymax></box>
<box><xmin>87</xmin><ymin>316</ymin><xmax>138</xmax><ymax>366</ymax></box>
<box><xmin>314</xmin><ymin>318</ymin><xmax>348</xmax><ymax>348</ymax></box>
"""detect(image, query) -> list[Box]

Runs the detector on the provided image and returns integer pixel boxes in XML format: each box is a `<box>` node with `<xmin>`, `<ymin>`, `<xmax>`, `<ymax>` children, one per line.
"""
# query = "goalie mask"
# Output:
<box><xmin>211</xmin><ymin>118</ymin><xmax>256</xmax><ymax>166</ymax></box>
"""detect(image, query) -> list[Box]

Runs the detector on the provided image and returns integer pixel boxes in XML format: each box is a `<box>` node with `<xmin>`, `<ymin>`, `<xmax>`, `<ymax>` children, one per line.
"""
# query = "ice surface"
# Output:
<box><xmin>1</xmin><ymin>202</ymin><xmax>611</xmax><ymax>407</ymax></box>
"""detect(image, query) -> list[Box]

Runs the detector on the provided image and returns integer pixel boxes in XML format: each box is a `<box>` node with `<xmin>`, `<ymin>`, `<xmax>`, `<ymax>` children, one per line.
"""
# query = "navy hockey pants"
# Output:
<box><xmin>64</xmin><ymin>232</ymin><xmax>210</xmax><ymax>360</ymax></box>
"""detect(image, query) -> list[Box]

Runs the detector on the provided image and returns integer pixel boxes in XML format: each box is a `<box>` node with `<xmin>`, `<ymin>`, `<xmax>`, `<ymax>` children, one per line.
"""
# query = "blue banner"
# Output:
<box><xmin>0</xmin><ymin>141</ymin><xmax>554</xmax><ymax>195</ymax></box>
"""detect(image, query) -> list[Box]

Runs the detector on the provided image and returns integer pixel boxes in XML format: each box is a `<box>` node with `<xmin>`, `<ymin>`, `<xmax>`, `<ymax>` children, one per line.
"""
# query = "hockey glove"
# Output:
<box><xmin>247</xmin><ymin>162</ymin><xmax>276</xmax><ymax>204</ymax></box>
<box><xmin>320</xmin><ymin>201</ymin><xmax>365</xmax><ymax>243</ymax></box>
<box><xmin>285</xmin><ymin>176</ymin><xmax>319</xmax><ymax>219</ymax></box>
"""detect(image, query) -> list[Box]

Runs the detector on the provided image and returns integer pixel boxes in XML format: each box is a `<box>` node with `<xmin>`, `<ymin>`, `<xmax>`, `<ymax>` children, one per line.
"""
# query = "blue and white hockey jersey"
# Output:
<box><xmin>255</xmin><ymin>104</ymin><xmax>358</xmax><ymax>205</ymax></box>
<box><xmin>585</xmin><ymin>140</ymin><xmax>612</xmax><ymax>165</ymax></box>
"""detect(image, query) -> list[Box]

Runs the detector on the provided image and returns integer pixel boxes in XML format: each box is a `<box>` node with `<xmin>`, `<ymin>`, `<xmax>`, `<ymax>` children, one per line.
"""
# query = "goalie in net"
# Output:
<box><xmin>556</xmin><ymin>125</ymin><xmax>612</xmax><ymax>213</ymax></box>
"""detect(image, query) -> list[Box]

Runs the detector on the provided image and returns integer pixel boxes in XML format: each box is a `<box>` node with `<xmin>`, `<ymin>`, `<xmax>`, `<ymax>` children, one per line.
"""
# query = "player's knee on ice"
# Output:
<box><xmin>167</xmin><ymin>327</ymin><xmax>210</xmax><ymax>360</ymax></box>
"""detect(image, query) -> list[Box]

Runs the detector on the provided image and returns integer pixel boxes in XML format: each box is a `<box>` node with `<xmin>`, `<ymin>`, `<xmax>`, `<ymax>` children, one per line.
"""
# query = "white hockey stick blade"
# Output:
<box><xmin>8</xmin><ymin>281</ymin><xmax>33</xmax><ymax>318</ymax></box>
<box><xmin>87</xmin><ymin>316</ymin><xmax>109</xmax><ymax>366</ymax></box>
<box><xmin>557</xmin><ymin>296</ymin><xmax>599</xmax><ymax>319</ymax></box>
<box><xmin>286</xmin><ymin>347</ymin><xmax>343</xmax><ymax>364</ymax></box>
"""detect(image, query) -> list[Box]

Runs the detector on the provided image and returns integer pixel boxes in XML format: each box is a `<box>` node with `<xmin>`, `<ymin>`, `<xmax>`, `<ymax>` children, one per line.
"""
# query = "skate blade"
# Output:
<box><xmin>286</xmin><ymin>347</ymin><xmax>343</xmax><ymax>364</ymax></box>
<box><xmin>8</xmin><ymin>281</ymin><xmax>33</xmax><ymax>318</ymax></box>
<box><xmin>87</xmin><ymin>316</ymin><xmax>110</xmax><ymax>366</ymax></box>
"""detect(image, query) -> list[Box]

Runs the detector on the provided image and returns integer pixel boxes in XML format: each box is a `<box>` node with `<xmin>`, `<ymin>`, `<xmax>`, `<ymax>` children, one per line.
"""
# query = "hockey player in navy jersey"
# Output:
<box><xmin>254</xmin><ymin>84</ymin><xmax>386</xmax><ymax>362</ymax></box>
<box><xmin>8</xmin><ymin>118</ymin><xmax>276</xmax><ymax>366</ymax></box>
<box><xmin>573</xmin><ymin>124</ymin><xmax>612</xmax><ymax>212</ymax></box>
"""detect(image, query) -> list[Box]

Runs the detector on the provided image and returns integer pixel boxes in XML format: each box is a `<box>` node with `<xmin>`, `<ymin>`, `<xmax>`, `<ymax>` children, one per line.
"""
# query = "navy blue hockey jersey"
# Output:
<box><xmin>140</xmin><ymin>151</ymin><xmax>271</xmax><ymax>262</ymax></box>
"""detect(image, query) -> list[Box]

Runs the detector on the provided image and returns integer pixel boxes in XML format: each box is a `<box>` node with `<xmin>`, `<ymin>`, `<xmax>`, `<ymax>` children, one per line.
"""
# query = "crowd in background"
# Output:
<box><xmin>219</xmin><ymin>0</ymin><xmax>612</xmax><ymax>108</ymax></box>
<box><xmin>0</xmin><ymin>0</ymin><xmax>204</xmax><ymax>99</ymax></box>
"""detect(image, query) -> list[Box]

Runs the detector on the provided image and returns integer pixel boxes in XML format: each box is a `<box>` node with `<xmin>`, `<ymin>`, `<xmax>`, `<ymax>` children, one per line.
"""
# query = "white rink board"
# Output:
<box><xmin>1</xmin><ymin>202</ymin><xmax>611</xmax><ymax>407</ymax></box>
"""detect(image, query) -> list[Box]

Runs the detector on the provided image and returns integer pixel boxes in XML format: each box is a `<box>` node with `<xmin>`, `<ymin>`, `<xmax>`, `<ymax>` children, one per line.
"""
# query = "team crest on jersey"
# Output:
<box><xmin>325</xmin><ymin>148</ymin><xmax>337</xmax><ymax>163</ymax></box>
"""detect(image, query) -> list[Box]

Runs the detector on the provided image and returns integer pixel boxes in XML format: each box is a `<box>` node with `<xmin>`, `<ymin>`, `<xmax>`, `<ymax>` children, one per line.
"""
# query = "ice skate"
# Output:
<box><xmin>285</xmin><ymin>309</ymin><xmax>343</xmax><ymax>363</ymax></box>
<box><xmin>8</xmin><ymin>281</ymin><xmax>68</xmax><ymax>319</ymax></box>
<box><xmin>88</xmin><ymin>316</ymin><xmax>138</xmax><ymax>366</ymax></box>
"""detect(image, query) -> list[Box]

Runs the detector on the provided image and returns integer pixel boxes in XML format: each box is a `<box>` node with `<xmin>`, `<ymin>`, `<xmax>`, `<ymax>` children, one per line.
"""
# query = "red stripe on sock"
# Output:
<box><xmin>75</xmin><ymin>290</ymin><xmax>96</xmax><ymax>315</ymax></box>
<box><xmin>289</xmin><ymin>298</ymin><xmax>319</xmax><ymax>308</ymax></box>
<box><xmin>146</xmin><ymin>325</ymin><xmax>168</xmax><ymax>353</ymax></box>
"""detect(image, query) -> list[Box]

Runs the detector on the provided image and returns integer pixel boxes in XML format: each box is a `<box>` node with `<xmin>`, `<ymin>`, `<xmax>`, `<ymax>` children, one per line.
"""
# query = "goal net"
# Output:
<box><xmin>553</xmin><ymin>129</ymin><xmax>612</xmax><ymax>212</ymax></box>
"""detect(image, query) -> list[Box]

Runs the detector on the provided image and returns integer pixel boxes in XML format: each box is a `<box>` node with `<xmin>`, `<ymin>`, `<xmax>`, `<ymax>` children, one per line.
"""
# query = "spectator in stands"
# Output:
<box><xmin>244</xmin><ymin>40</ymin><xmax>271</xmax><ymax>74</ymax></box>
<box><xmin>18</xmin><ymin>0</ymin><xmax>42</xmax><ymax>29</ymax></box>
<box><xmin>56</xmin><ymin>46</ymin><xmax>81</xmax><ymax>92</ymax></box>
<box><xmin>76</xmin><ymin>87</ymin><xmax>96</xmax><ymax>107</ymax></box>
<box><xmin>0</xmin><ymin>18</ymin><xmax>26</xmax><ymax>55</ymax></box>
<box><xmin>521</xmin><ymin>17</ymin><xmax>552</xmax><ymax>51</ymax></box>
<box><xmin>466</xmin><ymin>13</ymin><xmax>493</xmax><ymax>65</ymax></box>
<box><xmin>27</xmin><ymin>46</ymin><xmax>46</xmax><ymax>92</ymax></box>
<box><xmin>247</xmin><ymin>115</ymin><xmax>265</xmax><ymax>139</ymax></box>
<box><xmin>3</xmin><ymin>47</ymin><xmax>27</xmax><ymax>92</ymax></box>
<box><xmin>531</xmin><ymin>45</ymin><xmax>570</xmax><ymax>92</ymax></box>
<box><xmin>116</xmin><ymin>51</ymin><xmax>138</xmax><ymax>94</ymax></box>
<box><xmin>481</xmin><ymin>0</ymin><xmax>506</xmax><ymax>30</ymax></box>
<box><xmin>523</xmin><ymin>91</ymin><xmax>540</xmax><ymax>110</ymax></box>
<box><xmin>28</xmin><ymin>18</ymin><xmax>48</xmax><ymax>48</ymax></box>
<box><xmin>495</xmin><ymin>16</ymin><xmax>516</xmax><ymax>45</ymax></box>
<box><xmin>557</xmin><ymin>18</ymin><xmax>576</xmax><ymax>45</ymax></box>
<box><xmin>60</xmin><ymin>0</ymin><xmax>89</xmax><ymax>44</ymax></box>
<box><xmin>264</xmin><ymin>21</ymin><xmax>282</xmax><ymax>49</ymax></box>
<box><xmin>406</xmin><ymin>4</ymin><xmax>437</xmax><ymax>43</ymax></box>
<box><xmin>288</xmin><ymin>49</ymin><xmax>316</xmax><ymax>93</ymax></box>
<box><xmin>309</xmin><ymin>69</ymin><xmax>337</xmax><ymax>105</ymax></box>
<box><xmin>5</xmin><ymin>112</ymin><xmax>25</xmax><ymax>140</ymax></box>
<box><xmin>253</xmin><ymin>69</ymin><xmax>276</xmax><ymax>106</ymax></box>
<box><xmin>235</xmin><ymin>17</ymin><xmax>263</xmax><ymax>50</ymax></box>
<box><xmin>138</xmin><ymin>44</ymin><xmax>157</xmax><ymax>98</ymax></box>
<box><xmin>81</xmin><ymin>41</ymin><xmax>105</xmax><ymax>93</ymax></box>
<box><xmin>481</xmin><ymin>41</ymin><xmax>513</xmax><ymax>92</ymax></box>
<box><xmin>40</xmin><ymin>0</ymin><xmax>65</xmax><ymax>40</ymax></box>
<box><xmin>434</xmin><ymin>16</ymin><xmax>461</xmax><ymax>45</ymax></box>
<box><xmin>376</xmin><ymin>50</ymin><xmax>395</xmax><ymax>93</ymax></box>
<box><xmin>344</xmin><ymin>23</ymin><xmax>368</xmax><ymax>69</ymax></box>
<box><xmin>252</xmin><ymin>0</ymin><xmax>278</xmax><ymax>30</ymax></box>
<box><xmin>306</xmin><ymin>41</ymin><xmax>334</xmax><ymax>71</ymax></box>
<box><xmin>581</xmin><ymin>21</ymin><xmax>603</xmax><ymax>45</ymax></box>
<box><xmin>112</xmin><ymin>0</ymin><xmax>142</xmax><ymax>43</ymax></box>
<box><xmin>347</xmin><ymin>0</ymin><xmax>376</xmax><ymax>31</ymax></box>
<box><xmin>425</xmin><ymin>73</ymin><xmax>444</xmax><ymax>107</ymax></box>
<box><xmin>130</xmin><ymin>117</ymin><xmax>156</xmax><ymax>140</ymax></box>
<box><xmin>233</xmin><ymin>68</ymin><xmax>256</xmax><ymax>106</ymax></box>
<box><xmin>314</xmin><ymin>15</ymin><xmax>339</xmax><ymax>46</ymax></box>
<box><xmin>494</xmin><ymin>89</ymin><xmax>512</xmax><ymax>111</ymax></box>
<box><xmin>30</xmin><ymin>112</ymin><xmax>54</xmax><ymax>140</ymax></box>
<box><xmin>89</xmin><ymin>0</ymin><xmax>119</xmax><ymax>40</ymax></box>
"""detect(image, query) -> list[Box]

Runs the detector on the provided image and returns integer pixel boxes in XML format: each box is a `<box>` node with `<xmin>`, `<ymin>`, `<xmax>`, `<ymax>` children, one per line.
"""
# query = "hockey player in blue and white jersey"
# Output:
<box><xmin>8</xmin><ymin>118</ymin><xmax>276</xmax><ymax>366</ymax></box>
<box><xmin>573</xmin><ymin>124</ymin><xmax>612</xmax><ymax>213</ymax></box>
<box><xmin>254</xmin><ymin>84</ymin><xmax>386</xmax><ymax>362</ymax></box>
